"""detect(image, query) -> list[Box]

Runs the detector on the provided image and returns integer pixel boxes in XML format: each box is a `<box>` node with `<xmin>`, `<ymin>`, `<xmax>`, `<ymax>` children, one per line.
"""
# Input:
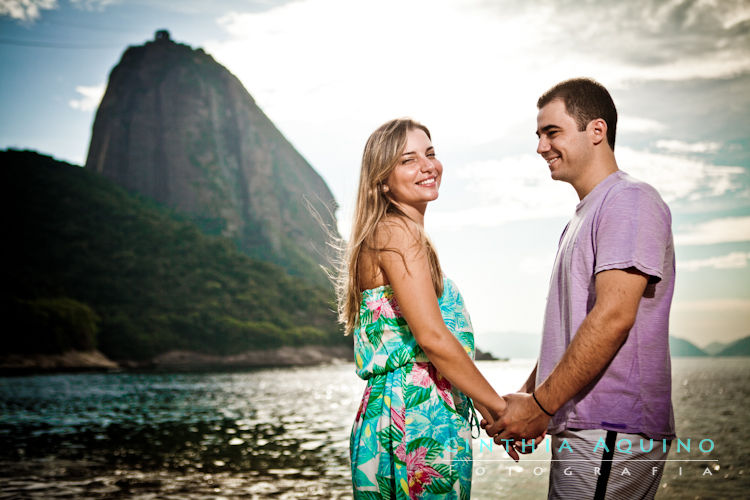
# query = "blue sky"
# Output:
<box><xmin>2</xmin><ymin>0</ymin><xmax>749</xmax><ymax>350</ymax></box>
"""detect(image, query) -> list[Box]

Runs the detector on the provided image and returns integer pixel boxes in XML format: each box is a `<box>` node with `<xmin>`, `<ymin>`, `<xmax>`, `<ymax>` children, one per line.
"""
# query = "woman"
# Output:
<box><xmin>339</xmin><ymin>118</ymin><xmax>507</xmax><ymax>499</ymax></box>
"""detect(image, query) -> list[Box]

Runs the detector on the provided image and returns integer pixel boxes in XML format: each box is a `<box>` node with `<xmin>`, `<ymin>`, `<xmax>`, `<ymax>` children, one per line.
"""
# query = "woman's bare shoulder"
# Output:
<box><xmin>374</xmin><ymin>215</ymin><xmax>421</xmax><ymax>249</ymax></box>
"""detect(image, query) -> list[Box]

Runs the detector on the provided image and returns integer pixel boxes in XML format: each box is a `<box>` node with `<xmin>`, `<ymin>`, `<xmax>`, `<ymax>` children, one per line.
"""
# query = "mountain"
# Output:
<box><xmin>3</xmin><ymin>150</ymin><xmax>344</xmax><ymax>362</ymax></box>
<box><xmin>86</xmin><ymin>31</ymin><xmax>337</xmax><ymax>287</ymax></box>
<box><xmin>703</xmin><ymin>341</ymin><xmax>728</xmax><ymax>356</ymax></box>
<box><xmin>669</xmin><ymin>336</ymin><xmax>709</xmax><ymax>357</ymax></box>
<box><xmin>478</xmin><ymin>332</ymin><xmax>717</xmax><ymax>359</ymax></box>
<box><xmin>715</xmin><ymin>336</ymin><xmax>750</xmax><ymax>356</ymax></box>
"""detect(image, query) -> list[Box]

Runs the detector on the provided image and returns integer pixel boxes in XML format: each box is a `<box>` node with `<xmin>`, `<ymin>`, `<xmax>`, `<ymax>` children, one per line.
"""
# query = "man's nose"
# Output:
<box><xmin>537</xmin><ymin>136</ymin><xmax>549</xmax><ymax>154</ymax></box>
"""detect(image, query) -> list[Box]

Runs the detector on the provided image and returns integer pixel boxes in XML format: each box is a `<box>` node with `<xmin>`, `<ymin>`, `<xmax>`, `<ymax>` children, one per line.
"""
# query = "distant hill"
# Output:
<box><xmin>715</xmin><ymin>336</ymin><xmax>750</xmax><ymax>356</ymax></box>
<box><xmin>669</xmin><ymin>336</ymin><xmax>709</xmax><ymax>357</ymax></box>
<box><xmin>478</xmin><ymin>333</ymin><xmax>717</xmax><ymax>359</ymax></box>
<box><xmin>703</xmin><ymin>341</ymin><xmax>728</xmax><ymax>356</ymax></box>
<box><xmin>3</xmin><ymin>150</ymin><xmax>344</xmax><ymax>362</ymax></box>
<box><xmin>86</xmin><ymin>31</ymin><xmax>337</xmax><ymax>287</ymax></box>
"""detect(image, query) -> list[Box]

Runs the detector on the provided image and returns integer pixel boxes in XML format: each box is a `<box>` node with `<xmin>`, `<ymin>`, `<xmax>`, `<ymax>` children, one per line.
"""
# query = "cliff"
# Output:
<box><xmin>86</xmin><ymin>32</ymin><xmax>337</xmax><ymax>286</ymax></box>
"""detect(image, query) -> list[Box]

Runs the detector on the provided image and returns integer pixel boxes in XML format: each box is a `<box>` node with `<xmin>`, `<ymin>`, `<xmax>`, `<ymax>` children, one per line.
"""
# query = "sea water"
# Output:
<box><xmin>0</xmin><ymin>357</ymin><xmax>746</xmax><ymax>499</ymax></box>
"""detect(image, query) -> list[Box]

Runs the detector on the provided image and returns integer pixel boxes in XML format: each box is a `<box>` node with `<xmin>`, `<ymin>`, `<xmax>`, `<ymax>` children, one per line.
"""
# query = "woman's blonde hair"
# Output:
<box><xmin>336</xmin><ymin>118</ymin><xmax>443</xmax><ymax>334</ymax></box>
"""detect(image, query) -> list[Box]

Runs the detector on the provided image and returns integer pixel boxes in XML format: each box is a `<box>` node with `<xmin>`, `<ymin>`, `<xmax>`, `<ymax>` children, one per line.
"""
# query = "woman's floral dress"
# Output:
<box><xmin>350</xmin><ymin>278</ymin><xmax>476</xmax><ymax>500</ymax></box>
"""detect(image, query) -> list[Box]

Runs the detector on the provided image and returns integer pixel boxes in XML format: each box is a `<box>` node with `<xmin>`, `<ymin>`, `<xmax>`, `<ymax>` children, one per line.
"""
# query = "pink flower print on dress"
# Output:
<box><xmin>365</xmin><ymin>294</ymin><xmax>401</xmax><ymax>322</ymax></box>
<box><xmin>411</xmin><ymin>362</ymin><xmax>433</xmax><ymax>388</ymax></box>
<box><xmin>431</xmin><ymin>366</ymin><xmax>455</xmax><ymax>410</ymax></box>
<box><xmin>395</xmin><ymin>441</ymin><xmax>406</xmax><ymax>463</ymax></box>
<box><xmin>355</xmin><ymin>385</ymin><xmax>372</xmax><ymax>422</ymax></box>
<box><xmin>406</xmin><ymin>445</ymin><xmax>443</xmax><ymax>498</ymax></box>
<box><xmin>391</xmin><ymin>404</ymin><xmax>405</xmax><ymax>433</ymax></box>
<box><xmin>411</xmin><ymin>363</ymin><xmax>455</xmax><ymax>409</ymax></box>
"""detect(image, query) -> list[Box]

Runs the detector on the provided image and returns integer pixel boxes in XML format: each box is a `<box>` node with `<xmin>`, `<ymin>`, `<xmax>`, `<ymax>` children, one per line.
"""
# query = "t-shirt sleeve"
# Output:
<box><xmin>593</xmin><ymin>186</ymin><xmax>672</xmax><ymax>283</ymax></box>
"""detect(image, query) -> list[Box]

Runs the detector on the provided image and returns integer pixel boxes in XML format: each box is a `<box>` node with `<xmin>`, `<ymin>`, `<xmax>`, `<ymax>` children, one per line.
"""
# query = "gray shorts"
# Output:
<box><xmin>549</xmin><ymin>428</ymin><xmax>671</xmax><ymax>500</ymax></box>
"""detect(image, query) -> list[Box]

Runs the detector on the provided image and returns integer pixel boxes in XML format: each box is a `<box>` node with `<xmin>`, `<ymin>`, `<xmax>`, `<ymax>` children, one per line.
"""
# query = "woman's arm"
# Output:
<box><xmin>375</xmin><ymin>218</ymin><xmax>506</xmax><ymax>421</ymax></box>
<box><xmin>519</xmin><ymin>363</ymin><xmax>537</xmax><ymax>393</ymax></box>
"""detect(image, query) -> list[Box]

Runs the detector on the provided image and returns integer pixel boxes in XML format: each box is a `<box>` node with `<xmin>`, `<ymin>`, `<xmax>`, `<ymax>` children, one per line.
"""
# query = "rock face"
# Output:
<box><xmin>86</xmin><ymin>32</ymin><xmax>337</xmax><ymax>285</ymax></box>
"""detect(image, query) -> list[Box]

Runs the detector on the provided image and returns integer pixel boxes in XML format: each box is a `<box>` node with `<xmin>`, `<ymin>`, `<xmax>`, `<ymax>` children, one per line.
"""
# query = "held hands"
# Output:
<box><xmin>475</xmin><ymin>399</ymin><xmax>520</xmax><ymax>461</ymax></box>
<box><xmin>480</xmin><ymin>392</ymin><xmax>551</xmax><ymax>461</ymax></box>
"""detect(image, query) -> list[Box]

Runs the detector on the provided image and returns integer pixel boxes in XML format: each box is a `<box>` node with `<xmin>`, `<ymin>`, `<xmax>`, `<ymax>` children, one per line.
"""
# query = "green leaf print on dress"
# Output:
<box><xmin>350</xmin><ymin>278</ymin><xmax>476</xmax><ymax>500</ymax></box>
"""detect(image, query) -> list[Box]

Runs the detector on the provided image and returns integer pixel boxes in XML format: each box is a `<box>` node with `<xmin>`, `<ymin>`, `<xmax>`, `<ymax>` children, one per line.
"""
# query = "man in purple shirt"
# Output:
<box><xmin>485</xmin><ymin>78</ymin><xmax>676</xmax><ymax>499</ymax></box>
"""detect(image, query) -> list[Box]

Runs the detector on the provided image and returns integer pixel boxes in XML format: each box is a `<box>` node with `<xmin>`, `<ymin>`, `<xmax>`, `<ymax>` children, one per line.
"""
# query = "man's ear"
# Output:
<box><xmin>588</xmin><ymin>118</ymin><xmax>607</xmax><ymax>146</ymax></box>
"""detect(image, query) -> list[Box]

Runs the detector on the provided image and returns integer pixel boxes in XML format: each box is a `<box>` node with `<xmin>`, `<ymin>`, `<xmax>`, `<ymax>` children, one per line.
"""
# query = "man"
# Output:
<box><xmin>486</xmin><ymin>78</ymin><xmax>676</xmax><ymax>499</ymax></box>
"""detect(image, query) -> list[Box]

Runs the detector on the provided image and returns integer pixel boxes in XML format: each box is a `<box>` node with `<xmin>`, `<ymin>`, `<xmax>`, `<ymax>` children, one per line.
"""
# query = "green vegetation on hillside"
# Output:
<box><xmin>668</xmin><ymin>336</ymin><xmax>708</xmax><ymax>357</ymax></box>
<box><xmin>3</xmin><ymin>150</ymin><xmax>345</xmax><ymax>361</ymax></box>
<box><xmin>716</xmin><ymin>336</ymin><xmax>750</xmax><ymax>356</ymax></box>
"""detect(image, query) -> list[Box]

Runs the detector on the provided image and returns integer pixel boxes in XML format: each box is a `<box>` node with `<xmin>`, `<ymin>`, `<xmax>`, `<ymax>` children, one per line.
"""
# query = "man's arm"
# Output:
<box><xmin>534</xmin><ymin>268</ymin><xmax>648</xmax><ymax>413</ymax></box>
<box><xmin>487</xmin><ymin>268</ymin><xmax>648</xmax><ymax>440</ymax></box>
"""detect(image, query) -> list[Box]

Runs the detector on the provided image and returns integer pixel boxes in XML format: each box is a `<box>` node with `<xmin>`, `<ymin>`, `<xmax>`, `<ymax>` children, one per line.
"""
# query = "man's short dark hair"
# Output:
<box><xmin>537</xmin><ymin>78</ymin><xmax>618</xmax><ymax>151</ymax></box>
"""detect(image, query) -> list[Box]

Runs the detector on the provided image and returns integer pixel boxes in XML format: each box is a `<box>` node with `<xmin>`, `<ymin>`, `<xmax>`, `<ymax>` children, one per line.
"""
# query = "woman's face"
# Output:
<box><xmin>384</xmin><ymin>128</ymin><xmax>442</xmax><ymax>211</ymax></box>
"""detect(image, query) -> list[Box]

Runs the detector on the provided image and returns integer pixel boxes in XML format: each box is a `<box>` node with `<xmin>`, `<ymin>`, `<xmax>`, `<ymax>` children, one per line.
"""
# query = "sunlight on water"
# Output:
<box><xmin>0</xmin><ymin>357</ymin><xmax>747</xmax><ymax>498</ymax></box>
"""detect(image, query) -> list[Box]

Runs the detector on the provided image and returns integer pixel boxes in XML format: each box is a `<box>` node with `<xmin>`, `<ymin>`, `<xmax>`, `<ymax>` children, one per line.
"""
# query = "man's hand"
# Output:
<box><xmin>486</xmin><ymin>392</ymin><xmax>551</xmax><ymax>442</ymax></box>
<box><xmin>476</xmin><ymin>400</ymin><xmax>523</xmax><ymax>461</ymax></box>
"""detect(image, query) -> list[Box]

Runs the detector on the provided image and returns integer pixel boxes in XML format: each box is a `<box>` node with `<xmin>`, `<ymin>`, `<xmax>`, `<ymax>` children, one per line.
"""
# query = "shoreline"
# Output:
<box><xmin>0</xmin><ymin>345</ymin><xmax>501</xmax><ymax>376</ymax></box>
<box><xmin>0</xmin><ymin>346</ymin><xmax>353</xmax><ymax>376</ymax></box>
<box><xmin>0</xmin><ymin>350</ymin><xmax>119</xmax><ymax>376</ymax></box>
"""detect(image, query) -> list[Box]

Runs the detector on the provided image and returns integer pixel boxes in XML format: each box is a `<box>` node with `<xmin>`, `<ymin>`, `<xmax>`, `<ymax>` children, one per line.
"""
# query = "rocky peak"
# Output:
<box><xmin>86</xmin><ymin>33</ymin><xmax>338</xmax><ymax>286</ymax></box>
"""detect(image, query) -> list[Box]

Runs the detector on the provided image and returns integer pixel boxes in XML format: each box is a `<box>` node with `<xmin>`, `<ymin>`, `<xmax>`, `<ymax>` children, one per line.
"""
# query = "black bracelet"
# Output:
<box><xmin>532</xmin><ymin>391</ymin><xmax>554</xmax><ymax>417</ymax></box>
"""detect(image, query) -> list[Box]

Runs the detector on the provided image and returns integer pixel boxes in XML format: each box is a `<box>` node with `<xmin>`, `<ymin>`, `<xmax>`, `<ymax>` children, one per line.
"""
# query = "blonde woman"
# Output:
<box><xmin>340</xmin><ymin>118</ymin><xmax>508</xmax><ymax>499</ymax></box>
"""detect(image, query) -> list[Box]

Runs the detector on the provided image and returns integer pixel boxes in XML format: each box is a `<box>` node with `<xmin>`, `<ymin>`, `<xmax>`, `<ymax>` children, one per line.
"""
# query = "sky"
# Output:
<box><xmin>2</xmin><ymin>0</ymin><xmax>749</xmax><ymax>352</ymax></box>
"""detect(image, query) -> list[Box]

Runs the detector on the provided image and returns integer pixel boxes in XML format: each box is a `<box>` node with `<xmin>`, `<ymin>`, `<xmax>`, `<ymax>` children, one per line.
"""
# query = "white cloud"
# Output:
<box><xmin>671</xmin><ymin>298</ymin><xmax>750</xmax><ymax>312</ymax></box>
<box><xmin>207</xmin><ymin>0</ymin><xmax>750</xmax><ymax>141</ymax></box>
<box><xmin>621</xmin><ymin>52</ymin><xmax>750</xmax><ymax>82</ymax></box>
<box><xmin>675</xmin><ymin>216</ymin><xmax>750</xmax><ymax>246</ymax></box>
<box><xmin>68</xmin><ymin>0</ymin><xmax>119</xmax><ymax>10</ymax></box>
<box><xmin>426</xmin><ymin>148</ymin><xmax>747</xmax><ymax>229</ymax></box>
<box><xmin>616</xmin><ymin>147</ymin><xmax>746</xmax><ymax>203</ymax></box>
<box><xmin>472</xmin><ymin>0</ymin><xmax>750</xmax><ymax>83</ymax></box>
<box><xmin>207</xmin><ymin>0</ymin><xmax>547</xmax><ymax>151</ymax></box>
<box><xmin>678</xmin><ymin>251</ymin><xmax>750</xmax><ymax>271</ymax></box>
<box><xmin>68</xmin><ymin>84</ymin><xmax>105</xmax><ymax>112</ymax></box>
<box><xmin>428</xmin><ymin>154</ymin><xmax>578</xmax><ymax>229</ymax></box>
<box><xmin>203</xmin><ymin>0</ymin><xmax>749</xmax><ymax>230</ymax></box>
<box><xmin>655</xmin><ymin>139</ymin><xmax>722</xmax><ymax>154</ymax></box>
<box><xmin>0</xmin><ymin>0</ymin><xmax>56</xmax><ymax>21</ymax></box>
<box><xmin>618</xmin><ymin>115</ymin><xmax>667</xmax><ymax>133</ymax></box>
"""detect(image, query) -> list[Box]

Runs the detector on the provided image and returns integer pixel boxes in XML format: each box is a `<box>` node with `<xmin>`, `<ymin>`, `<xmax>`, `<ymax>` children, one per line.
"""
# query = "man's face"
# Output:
<box><xmin>535</xmin><ymin>99</ymin><xmax>592</xmax><ymax>186</ymax></box>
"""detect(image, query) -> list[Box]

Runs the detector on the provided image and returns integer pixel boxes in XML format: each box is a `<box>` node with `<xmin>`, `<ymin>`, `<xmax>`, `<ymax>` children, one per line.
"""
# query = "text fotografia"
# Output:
<box><xmin>466</xmin><ymin>464</ymin><xmax>719</xmax><ymax>478</ymax></box>
<box><xmin>457</xmin><ymin>437</ymin><xmax>718</xmax><ymax>478</ymax></box>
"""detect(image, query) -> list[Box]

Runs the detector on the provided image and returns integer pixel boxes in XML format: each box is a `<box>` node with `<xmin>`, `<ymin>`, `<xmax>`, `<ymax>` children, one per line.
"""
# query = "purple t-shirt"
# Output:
<box><xmin>537</xmin><ymin>170</ymin><xmax>676</xmax><ymax>439</ymax></box>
